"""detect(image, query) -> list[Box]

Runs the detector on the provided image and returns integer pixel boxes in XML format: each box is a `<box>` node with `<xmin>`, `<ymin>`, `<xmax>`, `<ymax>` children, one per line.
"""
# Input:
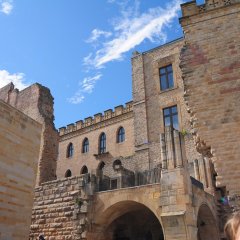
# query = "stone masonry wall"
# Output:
<box><xmin>30</xmin><ymin>176</ymin><xmax>91</xmax><ymax>240</ymax></box>
<box><xmin>57</xmin><ymin>102</ymin><xmax>134</xmax><ymax>179</ymax></box>
<box><xmin>0</xmin><ymin>83</ymin><xmax>58</xmax><ymax>185</ymax></box>
<box><xmin>132</xmin><ymin>39</ymin><xmax>201</xmax><ymax>172</ymax></box>
<box><xmin>0</xmin><ymin>100</ymin><xmax>42</xmax><ymax>240</ymax></box>
<box><xmin>180</xmin><ymin>0</ymin><xmax>240</xmax><ymax>197</ymax></box>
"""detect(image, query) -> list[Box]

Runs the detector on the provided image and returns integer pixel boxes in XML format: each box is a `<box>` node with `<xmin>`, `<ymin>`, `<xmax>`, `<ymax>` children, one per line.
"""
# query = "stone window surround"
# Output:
<box><xmin>159</xmin><ymin>101</ymin><xmax>184</xmax><ymax>134</ymax></box>
<box><xmin>153</xmin><ymin>54</ymin><xmax>179</xmax><ymax>94</ymax></box>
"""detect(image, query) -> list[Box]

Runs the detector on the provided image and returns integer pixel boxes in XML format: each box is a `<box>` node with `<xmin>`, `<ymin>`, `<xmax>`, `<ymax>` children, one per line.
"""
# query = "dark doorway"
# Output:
<box><xmin>108</xmin><ymin>207</ymin><xmax>164</xmax><ymax>240</ymax></box>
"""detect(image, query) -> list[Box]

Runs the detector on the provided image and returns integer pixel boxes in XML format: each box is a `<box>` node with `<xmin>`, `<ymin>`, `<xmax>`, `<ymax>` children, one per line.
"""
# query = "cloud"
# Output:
<box><xmin>86</xmin><ymin>29</ymin><xmax>112</xmax><ymax>43</ymax></box>
<box><xmin>0</xmin><ymin>1</ymin><xmax>13</xmax><ymax>15</ymax></box>
<box><xmin>68</xmin><ymin>74</ymin><xmax>102</xmax><ymax>104</ymax></box>
<box><xmin>0</xmin><ymin>69</ymin><xmax>30</xmax><ymax>90</ymax></box>
<box><xmin>84</xmin><ymin>0</ymin><xmax>182</xmax><ymax>69</ymax></box>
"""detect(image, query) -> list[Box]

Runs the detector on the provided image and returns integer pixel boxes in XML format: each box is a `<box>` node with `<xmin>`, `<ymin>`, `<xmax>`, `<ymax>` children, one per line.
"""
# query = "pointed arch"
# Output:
<box><xmin>99</xmin><ymin>132</ymin><xmax>106</xmax><ymax>154</ymax></box>
<box><xmin>117</xmin><ymin>126</ymin><xmax>125</xmax><ymax>143</ymax></box>
<box><xmin>65</xmin><ymin>169</ymin><xmax>72</xmax><ymax>178</ymax></box>
<box><xmin>66</xmin><ymin>142</ymin><xmax>74</xmax><ymax>158</ymax></box>
<box><xmin>82</xmin><ymin>138</ymin><xmax>89</xmax><ymax>153</ymax></box>
<box><xmin>80</xmin><ymin>165</ymin><xmax>88</xmax><ymax>174</ymax></box>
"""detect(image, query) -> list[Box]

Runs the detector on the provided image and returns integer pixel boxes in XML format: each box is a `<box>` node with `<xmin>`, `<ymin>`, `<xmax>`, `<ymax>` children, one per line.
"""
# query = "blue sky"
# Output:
<box><xmin>0</xmin><ymin>0</ymin><xmax>205</xmax><ymax>128</ymax></box>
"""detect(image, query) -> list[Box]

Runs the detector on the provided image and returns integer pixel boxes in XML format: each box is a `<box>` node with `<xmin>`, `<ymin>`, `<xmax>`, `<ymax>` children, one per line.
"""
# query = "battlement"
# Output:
<box><xmin>180</xmin><ymin>0</ymin><xmax>240</xmax><ymax>19</ymax></box>
<box><xmin>59</xmin><ymin>101</ymin><xmax>133</xmax><ymax>136</ymax></box>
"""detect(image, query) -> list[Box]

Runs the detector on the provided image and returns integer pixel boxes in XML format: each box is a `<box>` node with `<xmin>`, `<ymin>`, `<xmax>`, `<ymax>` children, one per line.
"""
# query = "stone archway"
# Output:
<box><xmin>89</xmin><ymin>200</ymin><xmax>164</xmax><ymax>240</ymax></box>
<box><xmin>197</xmin><ymin>204</ymin><xmax>219</xmax><ymax>240</ymax></box>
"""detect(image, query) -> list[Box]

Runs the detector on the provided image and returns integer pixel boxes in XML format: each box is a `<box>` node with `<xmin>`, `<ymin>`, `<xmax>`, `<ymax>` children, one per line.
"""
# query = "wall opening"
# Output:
<box><xmin>95</xmin><ymin>201</ymin><xmax>164</xmax><ymax>240</ymax></box>
<box><xmin>197</xmin><ymin>204</ymin><xmax>219</xmax><ymax>240</ymax></box>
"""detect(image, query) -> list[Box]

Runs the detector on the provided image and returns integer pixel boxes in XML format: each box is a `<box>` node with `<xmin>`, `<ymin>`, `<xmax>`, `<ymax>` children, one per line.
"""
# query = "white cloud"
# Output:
<box><xmin>1</xmin><ymin>1</ymin><xmax>13</xmax><ymax>15</ymax></box>
<box><xmin>84</xmin><ymin>0</ymin><xmax>182</xmax><ymax>69</ymax></box>
<box><xmin>86</xmin><ymin>29</ymin><xmax>112</xmax><ymax>43</ymax></box>
<box><xmin>0</xmin><ymin>69</ymin><xmax>30</xmax><ymax>90</ymax></box>
<box><xmin>68</xmin><ymin>74</ymin><xmax>102</xmax><ymax>104</ymax></box>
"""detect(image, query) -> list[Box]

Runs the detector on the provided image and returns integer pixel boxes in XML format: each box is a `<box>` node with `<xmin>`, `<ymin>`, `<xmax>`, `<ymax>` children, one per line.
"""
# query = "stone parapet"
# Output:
<box><xmin>180</xmin><ymin>0</ymin><xmax>240</xmax><ymax>20</ymax></box>
<box><xmin>59</xmin><ymin>101</ymin><xmax>133</xmax><ymax>136</ymax></box>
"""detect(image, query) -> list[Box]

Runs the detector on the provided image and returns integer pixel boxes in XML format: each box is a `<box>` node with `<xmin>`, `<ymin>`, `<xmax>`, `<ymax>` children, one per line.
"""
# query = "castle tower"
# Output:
<box><xmin>180</xmin><ymin>0</ymin><xmax>240</xmax><ymax>208</ymax></box>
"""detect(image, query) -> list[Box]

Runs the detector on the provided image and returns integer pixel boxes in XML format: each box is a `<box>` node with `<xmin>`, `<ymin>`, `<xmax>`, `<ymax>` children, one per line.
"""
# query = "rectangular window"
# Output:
<box><xmin>159</xmin><ymin>64</ymin><xmax>174</xmax><ymax>91</ymax></box>
<box><xmin>163</xmin><ymin>105</ymin><xmax>179</xmax><ymax>130</ymax></box>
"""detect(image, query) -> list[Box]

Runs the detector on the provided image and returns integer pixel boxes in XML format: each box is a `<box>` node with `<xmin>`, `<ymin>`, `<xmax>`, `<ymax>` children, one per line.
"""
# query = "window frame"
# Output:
<box><xmin>99</xmin><ymin>132</ymin><xmax>106</xmax><ymax>154</ymax></box>
<box><xmin>66</xmin><ymin>143</ymin><xmax>74</xmax><ymax>158</ymax></box>
<box><xmin>117</xmin><ymin>127</ymin><xmax>125</xmax><ymax>143</ymax></box>
<box><xmin>82</xmin><ymin>138</ymin><xmax>89</xmax><ymax>153</ymax></box>
<box><xmin>163</xmin><ymin>105</ymin><xmax>179</xmax><ymax>130</ymax></box>
<box><xmin>159</xmin><ymin>64</ymin><xmax>174</xmax><ymax>91</ymax></box>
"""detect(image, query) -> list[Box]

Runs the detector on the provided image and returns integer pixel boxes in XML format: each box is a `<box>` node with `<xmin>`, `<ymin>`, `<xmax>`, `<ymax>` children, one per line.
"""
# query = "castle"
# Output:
<box><xmin>0</xmin><ymin>0</ymin><xmax>240</xmax><ymax>239</ymax></box>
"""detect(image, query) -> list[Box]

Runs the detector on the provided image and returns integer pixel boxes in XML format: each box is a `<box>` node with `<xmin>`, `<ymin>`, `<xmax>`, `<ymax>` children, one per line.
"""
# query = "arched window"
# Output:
<box><xmin>67</xmin><ymin>143</ymin><xmax>74</xmax><ymax>158</ymax></box>
<box><xmin>99</xmin><ymin>133</ymin><xmax>106</xmax><ymax>154</ymax></box>
<box><xmin>81</xmin><ymin>165</ymin><xmax>88</xmax><ymax>174</ymax></box>
<box><xmin>82</xmin><ymin>138</ymin><xmax>89</xmax><ymax>153</ymax></box>
<box><xmin>117</xmin><ymin>127</ymin><xmax>125</xmax><ymax>143</ymax></box>
<box><xmin>65</xmin><ymin>169</ymin><xmax>72</xmax><ymax>178</ymax></box>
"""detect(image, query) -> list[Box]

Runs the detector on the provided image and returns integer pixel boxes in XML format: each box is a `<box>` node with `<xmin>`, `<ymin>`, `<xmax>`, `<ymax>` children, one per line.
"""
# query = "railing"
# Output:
<box><xmin>96</xmin><ymin>167</ymin><xmax>161</xmax><ymax>192</ymax></box>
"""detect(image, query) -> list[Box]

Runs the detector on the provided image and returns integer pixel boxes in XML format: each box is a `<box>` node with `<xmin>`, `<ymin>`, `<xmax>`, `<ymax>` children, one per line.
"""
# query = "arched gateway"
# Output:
<box><xmin>89</xmin><ymin>201</ymin><xmax>164</xmax><ymax>240</ymax></box>
<box><xmin>197</xmin><ymin>204</ymin><xmax>219</xmax><ymax>240</ymax></box>
<box><xmin>87</xmin><ymin>184</ymin><xmax>165</xmax><ymax>240</ymax></box>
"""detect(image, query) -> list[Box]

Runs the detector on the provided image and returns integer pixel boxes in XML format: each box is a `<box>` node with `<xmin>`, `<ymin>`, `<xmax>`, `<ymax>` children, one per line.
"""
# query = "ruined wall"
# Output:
<box><xmin>131</xmin><ymin>39</ymin><xmax>201</xmax><ymax>171</ymax></box>
<box><xmin>0</xmin><ymin>100</ymin><xmax>42</xmax><ymax>240</ymax></box>
<box><xmin>0</xmin><ymin>83</ymin><xmax>58</xmax><ymax>185</ymax></box>
<box><xmin>30</xmin><ymin>176</ymin><xmax>91</xmax><ymax>240</ymax></box>
<box><xmin>57</xmin><ymin>102</ymin><xmax>134</xmax><ymax>179</ymax></box>
<box><xmin>180</xmin><ymin>0</ymin><xmax>240</xmax><ymax>197</ymax></box>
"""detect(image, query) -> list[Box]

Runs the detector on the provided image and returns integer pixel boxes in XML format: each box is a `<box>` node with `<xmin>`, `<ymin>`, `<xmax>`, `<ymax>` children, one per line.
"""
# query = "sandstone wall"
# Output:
<box><xmin>180</xmin><ymin>0</ymin><xmax>240</xmax><ymax>197</ymax></box>
<box><xmin>0</xmin><ymin>100</ymin><xmax>42</xmax><ymax>240</ymax></box>
<box><xmin>132</xmin><ymin>40</ymin><xmax>201</xmax><ymax>171</ymax></box>
<box><xmin>0</xmin><ymin>83</ymin><xmax>58</xmax><ymax>185</ymax></box>
<box><xmin>57</xmin><ymin>103</ymin><xmax>134</xmax><ymax>179</ymax></box>
<box><xmin>30</xmin><ymin>176</ymin><xmax>91</xmax><ymax>240</ymax></box>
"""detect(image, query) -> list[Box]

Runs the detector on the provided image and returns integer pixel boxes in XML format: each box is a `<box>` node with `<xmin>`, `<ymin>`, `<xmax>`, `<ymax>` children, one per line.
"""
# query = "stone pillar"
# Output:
<box><xmin>204</xmin><ymin>157</ymin><xmax>214</xmax><ymax>193</ymax></box>
<box><xmin>165</xmin><ymin>127</ymin><xmax>175</xmax><ymax>169</ymax></box>
<box><xmin>193</xmin><ymin>159</ymin><xmax>200</xmax><ymax>181</ymax></box>
<box><xmin>174</xmin><ymin>129</ymin><xmax>183</xmax><ymax>167</ymax></box>
<box><xmin>199</xmin><ymin>157</ymin><xmax>207</xmax><ymax>188</ymax></box>
<box><xmin>160</xmin><ymin>133</ymin><xmax>167</xmax><ymax>169</ymax></box>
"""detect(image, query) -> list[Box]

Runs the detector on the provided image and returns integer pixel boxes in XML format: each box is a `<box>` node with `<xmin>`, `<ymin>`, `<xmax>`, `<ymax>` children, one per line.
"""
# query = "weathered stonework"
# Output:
<box><xmin>0</xmin><ymin>83</ymin><xmax>58</xmax><ymax>185</ymax></box>
<box><xmin>0</xmin><ymin>0</ymin><xmax>237</xmax><ymax>239</ymax></box>
<box><xmin>29</xmin><ymin>176</ymin><xmax>92</xmax><ymax>240</ymax></box>
<box><xmin>57</xmin><ymin>102</ymin><xmax>134</xmax><ymax>178</ymax></box>
<box><xmin>180</xmin><ymin>0</ymin><xmax>240</xmax><ymax>201</ymax></box>
<box><xmin>0</xmin><ymin>100</ymin><xmax>42</xmax><ymax>239</ymax></box>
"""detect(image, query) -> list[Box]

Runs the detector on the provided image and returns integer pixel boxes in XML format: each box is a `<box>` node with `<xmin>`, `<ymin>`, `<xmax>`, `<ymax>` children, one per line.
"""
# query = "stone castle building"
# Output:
<box><xmin>0</xmin><ymin>0</ymin><xmax>239</xmax><ymax>239</ymax></box>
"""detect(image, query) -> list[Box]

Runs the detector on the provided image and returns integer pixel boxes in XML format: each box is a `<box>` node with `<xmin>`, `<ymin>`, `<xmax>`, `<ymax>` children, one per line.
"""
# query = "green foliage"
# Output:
<box><xmin>181</xmin><ymin>129</ymin><xmax>188</xmax><ymax>137</ymax></box>
<box><xmin>75</xmin><ymin>198</ymin><xmax>83</xmax><ymax>207</ymax></box>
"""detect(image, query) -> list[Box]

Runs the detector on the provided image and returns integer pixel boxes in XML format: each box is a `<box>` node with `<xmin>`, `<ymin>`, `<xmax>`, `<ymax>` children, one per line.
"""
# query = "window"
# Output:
<box><xmin>65</xmin><ymin>169</ymin><xmax>72</xmax><ymax>178</ymax></box>
<box><xmin>163</xmin><ymin>105</ymin><xmax>179</xmax><ymax>130</ymax></box>
<box><xmin>159</xmin><ymin>64</ymin><xmax>174</xmax><ymax>91</ymax></box>
<box><xmin>99</xmin><ymin>133</ymin><xmax>106</xmax><ymax>154</ymax></box>
<box><xmin>117</xmin><ymin>127</ymin><xmax>125</xmax><ymax>143</ymax></box>
<box><xmin>80</xmin><ymin>165</ymin><xmax>88</xmax><ymax>174</ymax></box>
<box><xmin>82</xmin><ymin>138</ymin><xmax>89</xmax><ymax>153</ymax></box>
<box><xmin>67</xmin><ymin>143</ymin><xmax>74</xmax><ymax>158</ymax></box>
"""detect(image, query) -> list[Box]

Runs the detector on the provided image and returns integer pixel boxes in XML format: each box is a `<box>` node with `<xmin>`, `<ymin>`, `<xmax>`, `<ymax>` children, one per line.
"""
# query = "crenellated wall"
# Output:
<box><xmin>56</xmin><ymin>101</ymin><xmax>135</xmax><ymax>179</ymax></box>
<box><xmin>59</xmin><ymin>101</ymin><xmax>133</xmax><ymax>136</ymax></box>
